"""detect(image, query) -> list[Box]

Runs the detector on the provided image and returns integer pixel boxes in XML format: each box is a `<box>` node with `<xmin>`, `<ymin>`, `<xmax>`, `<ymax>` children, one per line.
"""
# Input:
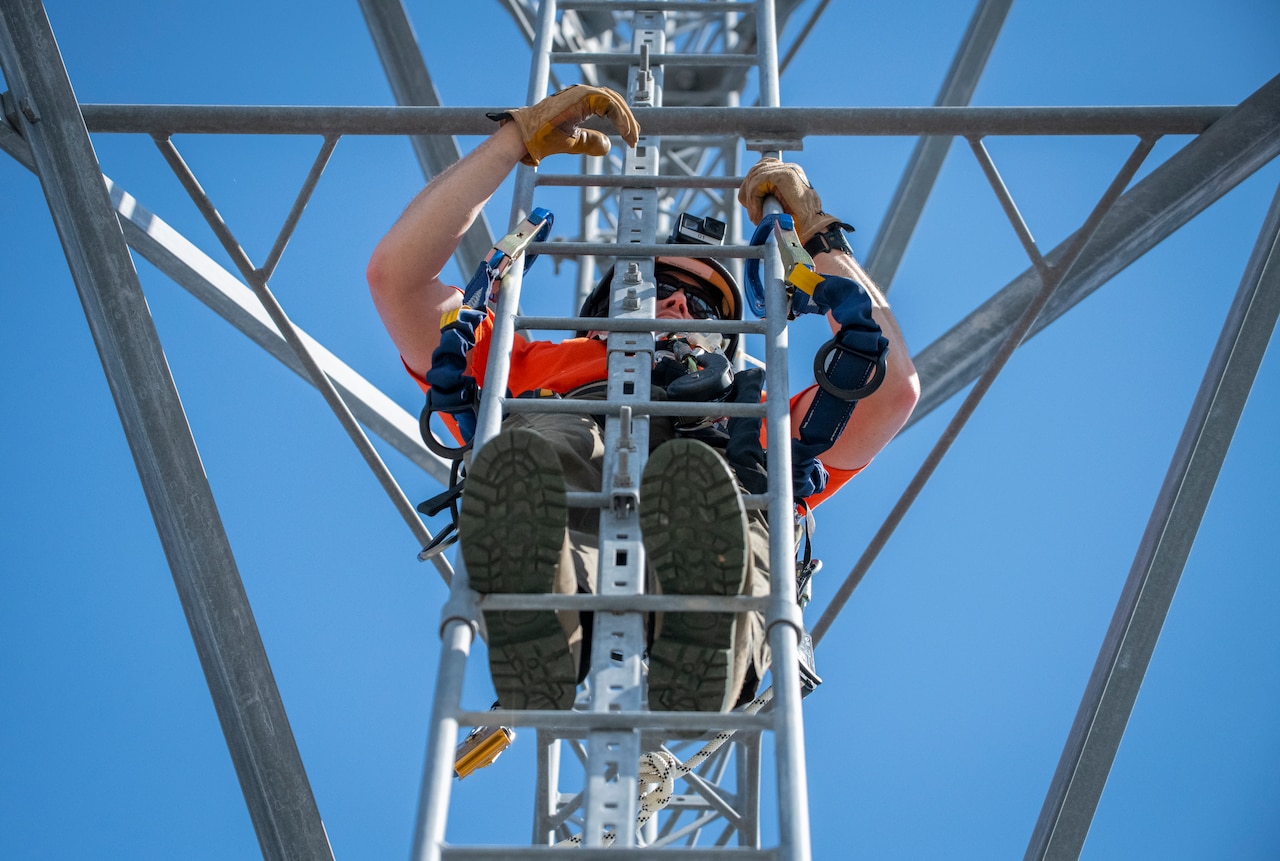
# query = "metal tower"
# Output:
<box><xmin>2</xmin><ymin>0</ymin><xmax>1277</xmax><ymax>858</ymax></box>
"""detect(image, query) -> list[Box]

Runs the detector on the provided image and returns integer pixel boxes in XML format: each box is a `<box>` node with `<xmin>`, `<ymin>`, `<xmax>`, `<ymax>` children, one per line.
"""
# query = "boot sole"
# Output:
<box><xmin>459</xmin><ymin>429</ymin><xmax>577</xmax><ymax>710</ymax></box>
<box><xmin>640</xmin><ymin>439</ymin><xmax>749</xmax><ymax>713</ymax></box>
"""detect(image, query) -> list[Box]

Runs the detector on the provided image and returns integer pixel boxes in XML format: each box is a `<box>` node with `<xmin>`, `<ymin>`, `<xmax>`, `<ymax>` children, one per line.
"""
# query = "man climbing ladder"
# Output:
<box><xmin>366</xmin><ymin>84</ymin><xmax>920</xmax><ymax>715</ymax></box>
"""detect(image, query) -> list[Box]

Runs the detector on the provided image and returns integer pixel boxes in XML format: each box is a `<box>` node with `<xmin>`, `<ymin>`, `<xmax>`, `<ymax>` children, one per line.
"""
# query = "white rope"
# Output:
<box><xmin>555</xmin><ymin>688</ymin><xmax>775</xmax><ymax>847</ymax></box>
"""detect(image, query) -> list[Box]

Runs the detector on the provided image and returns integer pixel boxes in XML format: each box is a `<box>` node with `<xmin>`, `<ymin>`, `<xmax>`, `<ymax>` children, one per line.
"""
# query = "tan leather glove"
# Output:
<box><xmin>738</xmin><ymin>157</ymin><xmax>844</xmax><ymax>242</ymax></box>
<box><xmin>488</xmin><ymin>85</ymin><xmax>640</xmax><ymax>167</ymax></box>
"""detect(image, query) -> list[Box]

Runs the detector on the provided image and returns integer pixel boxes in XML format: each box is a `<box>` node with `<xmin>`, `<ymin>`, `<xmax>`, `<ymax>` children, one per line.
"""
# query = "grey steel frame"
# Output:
<box><xmin>416</xmin><ymin>3</ymin><xmax>814</xmax><ymax>855</ymax></box>
<box><xmin>1024</xmin><ymin>176</ymin><xmax>1280</xmax><ymax>861</ymax></box>
<box><xmin>0</xmin><ymin>2</ymin><xmax>335</xmax><ymax>859</ymax></box>
<box><xmin>73</xmin><ymin>103</ymin><xmax>1232</xmax><ymax>136</ymax></box>
<box><xmin>864</xmin><ymin>0</ymin><xmax>1014</xmax><ymax>292</ymax></box>
<box><xmin>357</xmin><ymin>0</ymin><xmax>496</xmax><ymax>282</ymax></box>
<box><xmin>3</xmin><ymin>0</ymin><xmax>1278</xmax><ymax>857</ymax></box>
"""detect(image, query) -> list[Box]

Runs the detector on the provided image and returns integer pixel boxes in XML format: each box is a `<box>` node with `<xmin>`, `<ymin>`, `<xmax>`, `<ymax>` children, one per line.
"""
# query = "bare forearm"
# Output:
<box><xmin>367</xmin><ymin>123</ymin><xmax>527</xmax><ymax>374</ymax></box>
<box><xmin>804</xmin><ymin>250</ymin><xmax>921</xmax><ymax>470</ymax></box>
<box><xmin>371</xmin><ymin>123</ymin><xmax>526</xmax><ymax>291</ymax></box>
<box><xmin>814</xmin><ymin>250</ymin><xmax>912</xmax><ymax>367</ymax></box>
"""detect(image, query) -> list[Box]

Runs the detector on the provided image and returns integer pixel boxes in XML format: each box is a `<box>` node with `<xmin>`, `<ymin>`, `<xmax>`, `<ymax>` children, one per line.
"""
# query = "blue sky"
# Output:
<box><xmin>3</xmin><ymin>1</ymin><xmax>1278</xmax><ymax>858</ymax></box>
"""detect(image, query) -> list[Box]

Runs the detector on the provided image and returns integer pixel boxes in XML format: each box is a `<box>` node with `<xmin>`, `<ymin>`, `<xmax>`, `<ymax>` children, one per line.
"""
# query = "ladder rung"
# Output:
<box><xmin>536</xmin><ymin>174</ymin><xmax>744</xmax><ymax>189</ymax></box>
<box><xmin>551</xmin><ymin>51</ymin><xmax>759</xmax><ymax>68</ymax></box>
<box><xmin>443</xmin><ymin>847</ymin><xmax>779</xmax><ymax>860</ymax></box>
<box><xmin>503</xmin><ymin>397</ymin><xmax>768</xmax><ymax>419</ymax></box>
<box><xmin>528</xmin><ymin>241</ymin><xmax>764</xmax><ymax>259</ymax></box>
<box><xmin>560</xmin><ymin>0</ymin><xmax>758</xmax><ymax>13</ymax></box>
<box><xmin>564</xmin><ymin>491</ymin><xmax>771</xmax><ymax>511</ymax></box>
<box><xmin>515</xmin><ymin>314</ymin><xmax>765</xmax><ymax>336</ymax></box>
<box><xmin>455</xmin><ymin>708</ymin><xmax>773</xmax><ymax>733</ymax></box>
<box><xmin>478</xmin><ymin>594</ymin><xmax>769</xmax><ymax>612</ymax></box>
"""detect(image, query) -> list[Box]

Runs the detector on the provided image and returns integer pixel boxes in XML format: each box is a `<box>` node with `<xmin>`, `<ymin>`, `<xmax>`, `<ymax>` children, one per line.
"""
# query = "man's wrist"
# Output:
<box><xmin>488</xmin><ymin>120</ymin><xmax>533</xmax><ymax>164</ymax></box>
<box><xmin>803</xmin><ymin>221</ymin><xmax>855</xmax><ymax>258</ymax></box>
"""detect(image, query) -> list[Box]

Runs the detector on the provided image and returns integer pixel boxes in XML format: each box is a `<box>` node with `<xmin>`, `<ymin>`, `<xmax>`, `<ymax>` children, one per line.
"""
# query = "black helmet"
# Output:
<box><xmin>577</xmin><ymin>214</ymin><xmax>745</xmax><ymax>357</ymax></box>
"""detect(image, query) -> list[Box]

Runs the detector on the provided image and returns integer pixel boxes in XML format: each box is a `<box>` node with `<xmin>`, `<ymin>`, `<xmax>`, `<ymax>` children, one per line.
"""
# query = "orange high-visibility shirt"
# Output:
<box><xmin>406</xmin><ymin>310</ymin><xmax>863</xmax><ymax>507</ymax></box>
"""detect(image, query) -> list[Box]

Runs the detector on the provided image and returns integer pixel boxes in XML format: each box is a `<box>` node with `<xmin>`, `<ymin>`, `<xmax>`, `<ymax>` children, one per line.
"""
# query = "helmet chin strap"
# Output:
<box><xmin>649</xmin><ymin>335</ymin><xmax>737</xmax><ymax>442</ymax></box>
<box><xmin>654</xmin><ymin>335</ymin><xmax>733</xmax><ymax>396</ymax></box>
<box><xmin>656</xmin><ymin>330</ymin><xmax>725</xmax><ymax>353</ymax></box>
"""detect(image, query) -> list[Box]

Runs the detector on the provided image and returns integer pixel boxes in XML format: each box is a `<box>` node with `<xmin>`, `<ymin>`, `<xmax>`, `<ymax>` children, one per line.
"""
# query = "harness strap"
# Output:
<box><xmin>790</xmin><ymin>273</ymin><xmax>889</xmax><ymax>495</ymax></box>
<box><xmin>721</xmin><ymin>367</ymin><xmax>830</xmax><ymax>502</ymax></box>
<box><xmin>418</xmin><ymin>209</ymin><xmax>554</xmax><ymax>459</ymax></box>
<box><xmin>742</xmin><ymin>217</ymin><xmax>891</xmax><ymax>498</ymax></box>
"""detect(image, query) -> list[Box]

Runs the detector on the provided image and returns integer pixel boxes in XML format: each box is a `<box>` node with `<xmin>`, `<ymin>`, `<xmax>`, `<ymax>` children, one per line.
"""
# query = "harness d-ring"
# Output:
<box><xmin>813</xmin><ymin>338</ymin><xmax>888</xmax><ymax>402</ymax></box>
<box><xmin>419</xmin><ymin>392</ymin><xmax>476</xmax><ymax>460</ymax></box>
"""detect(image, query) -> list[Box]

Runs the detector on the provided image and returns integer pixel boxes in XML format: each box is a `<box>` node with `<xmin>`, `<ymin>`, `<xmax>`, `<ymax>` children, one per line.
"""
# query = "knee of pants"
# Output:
<box><xmin>504</xmin><ymin>412</ymin><xmax>606</xmax><ymax>532</ymax></box>
<box><xmin>503</xmin><ymin>412</ymin><xmax>604</xmax><ymax>479</ymax></box>
<box><xmin>563</xmin><ymin>529</ymin><xmax>599</xmax><ymax>595</ymax></box>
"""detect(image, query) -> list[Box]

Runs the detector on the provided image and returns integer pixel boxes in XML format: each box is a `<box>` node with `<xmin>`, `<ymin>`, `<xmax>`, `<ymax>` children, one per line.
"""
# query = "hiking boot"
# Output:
<box><xmin>459</xmin><ymin>428</ymin><xmax>578</xmax><ymax>709</ymax></box>
<box><xmin>640</xmin><ymin>438</ymin><xmax>750</xmax><ymax>712</ymax></box>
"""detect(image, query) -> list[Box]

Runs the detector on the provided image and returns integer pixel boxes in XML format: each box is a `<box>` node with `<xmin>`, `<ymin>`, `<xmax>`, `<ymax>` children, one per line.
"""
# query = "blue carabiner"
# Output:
<box><xmin>743</xmin><ymin>213</ymin><xmax>792</xmax><ymax>317</ymax></box>
<box><xmin>462</xmin><ymin>207</ymin><xmax>555</xmax><ymax>311</ymax></box>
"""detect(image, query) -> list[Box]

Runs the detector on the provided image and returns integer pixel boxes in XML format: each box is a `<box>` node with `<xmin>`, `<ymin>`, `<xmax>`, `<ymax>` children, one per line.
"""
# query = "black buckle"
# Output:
<box><xmin>418</xmin><ymin>481</ymin><xmax>465</xmax><ymax>518</ymax></box>
<box><xmin>419</xmin><ymin>389</ymin><xmax>476</xmax><ymax>460</ymax></box>
<box><xmin>802</xmin><ymin>221</ymin><xmax>855</xmax><ymax>258</ymax></box>
<box><xmin>813</xmin><ymin>337</ymin><xmax>887</xmax><ymax>402</ymax></box>
<box><xmin>417</xmin><ymin>461</ymin><xmax>466</xmax><ymax>560</ymax></box>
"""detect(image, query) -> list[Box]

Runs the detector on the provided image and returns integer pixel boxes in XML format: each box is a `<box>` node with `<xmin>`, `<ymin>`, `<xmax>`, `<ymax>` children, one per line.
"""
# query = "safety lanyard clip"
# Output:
<box><xmin>745</xmin><ymin>213</ymin><xmax>825</xmax><ymax>319</ymax></box>
<box><xmin>772</xmin><ymin>216</ymin><xmax>824</xmax><ymax>311</ymax></box>
<box><xmin>473</xmin><ymin>206</ymin><xmax>554</xmax><ymax>305</ymax></box>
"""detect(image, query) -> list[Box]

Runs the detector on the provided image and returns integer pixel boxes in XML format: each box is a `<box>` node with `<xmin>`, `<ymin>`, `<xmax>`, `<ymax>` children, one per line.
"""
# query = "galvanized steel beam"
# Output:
<box><xmin>908</xmin><ymin>73</ymin><xmax>1280</xmax><ymax>426</ymax></box>
<box><xmin>357</xmin><ymin>0</ymin><xmax>495</xmax><ymax>279</ymax></box>
<box><xmin>811</xmin><ymin>133</ymin><xmax>1158</xmax><ymax>646</ymax></box>
<box><xmin>865</xmin><ymin>0</ymin><xmax>1013</xmax><ymax>291</ymax></box>
<box><xmin>1025</xmin><ymin>177</ymin><xmax>1280</xmax><ymax>861</ymax></box>
<box><xmin>0</xmin><ymin>2</ymin><xmax>334</xmax><ymax>859</ymax></box>
<box><xmin>106</xmin><ymin>177</ymin><xmax>453</xmax><ymax>485</ymax></box>
<box><xmin>0</xmin><ymin>133</ymin><xmax>454</xmax><ymax>493</ymax></box>
<box><xmin>75</xmin><ymin>103</ymin><xmax>1231</xmax><ymax>137</ymax></box>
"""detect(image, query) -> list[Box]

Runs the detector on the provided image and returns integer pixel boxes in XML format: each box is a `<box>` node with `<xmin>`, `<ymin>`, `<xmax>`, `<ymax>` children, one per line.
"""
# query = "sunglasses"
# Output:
<box><xmin>655</xmin><ymin>275</ymin><xmax>723</xmax><ymax>320</ymax></box>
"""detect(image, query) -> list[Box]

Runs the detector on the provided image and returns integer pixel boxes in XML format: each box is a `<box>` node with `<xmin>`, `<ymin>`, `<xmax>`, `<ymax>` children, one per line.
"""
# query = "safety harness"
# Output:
<box><xmin>435</xmin><ymin>214</ymin><xmax>865</xmax><ymax>784</ymax></box>
<box><xmin>739</xmin><ymin>214</ymin><xmax>889</xmax><ymax>500</ymax></box>
<box><xmin>416</xmin><ymin>208</ymin><xmax>553</xmax><ymax>557</ymax></box>
<box><xmin>418</xmin><ymin>207</ymin><xmax>554</xmax><ymax>459</ymax></box>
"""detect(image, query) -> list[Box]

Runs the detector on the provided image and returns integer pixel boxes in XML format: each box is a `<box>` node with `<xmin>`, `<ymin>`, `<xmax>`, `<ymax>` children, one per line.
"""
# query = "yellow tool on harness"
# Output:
<box><xmin>453</xmin><ymin>724</ymin><xmax>516</xmax><ymax>779</ymax></box>
<box><xmin>772</xmin><ymin>216</ymin><xmax>825</xmax><ymax>297</ymax></box>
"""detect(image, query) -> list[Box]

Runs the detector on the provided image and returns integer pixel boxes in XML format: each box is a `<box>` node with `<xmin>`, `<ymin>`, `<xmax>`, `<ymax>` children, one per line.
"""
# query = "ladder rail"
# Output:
<box><xmin>410</xmin><ymin>0</ymin><xmax>560</xmax><ymax>857</ymax></box>
<box><xmin>416</xmin><ymin>1</ymin><xmax>815</xmax><ymax>855</ymax></box>
<box><xmin>751</xmin><ymin>1</ymin><xmax>813</xmax><ymax>857</ymax></box>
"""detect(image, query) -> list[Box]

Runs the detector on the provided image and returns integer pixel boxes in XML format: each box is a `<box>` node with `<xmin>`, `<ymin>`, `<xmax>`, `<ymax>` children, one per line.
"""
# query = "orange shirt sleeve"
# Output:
<box><xmin>406</xmin><ymin>310</ymin><xmax>608</xmax><ymax>397</ymax></box>
<box><xmin>780</xmin><ymin>384</ymin><xmax>866</xmax><ymax>509</ymax></box>
<box><xmin>406</xmin><ymin>323</ymin><xmax>862</xmax><ymax>506</ymax></box>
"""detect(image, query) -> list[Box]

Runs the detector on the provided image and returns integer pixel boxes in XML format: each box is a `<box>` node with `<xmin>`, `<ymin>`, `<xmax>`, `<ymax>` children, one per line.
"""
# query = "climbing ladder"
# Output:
<box><xmin>9</xmin><ymin>0</ymin><xmax>1280</xmax><ymax>857</ymax></box>
<box><xmin>413</xmin><ymin>2</ymin><xmax>816</xmax><ymax>857</ymax></box>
